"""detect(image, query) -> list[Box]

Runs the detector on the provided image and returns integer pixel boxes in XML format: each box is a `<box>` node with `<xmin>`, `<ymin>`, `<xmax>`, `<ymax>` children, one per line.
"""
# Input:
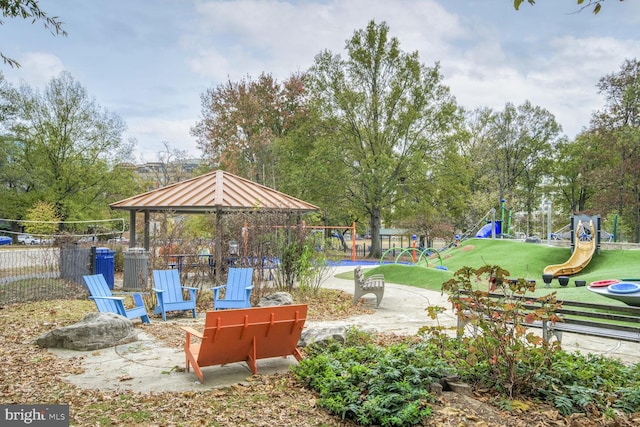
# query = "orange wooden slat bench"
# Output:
<box><xmin>180</xmin><ymin>304</ymin><xmax>308</xmax><ymax>383</ymax></box>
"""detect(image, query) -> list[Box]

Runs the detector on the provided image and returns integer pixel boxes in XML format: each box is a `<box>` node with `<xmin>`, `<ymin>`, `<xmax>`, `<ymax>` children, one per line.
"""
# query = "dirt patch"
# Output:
<box><xmin>461</xmin><ymin>244</ymin><xmax>475</xmax><ymax>252</ymax></box>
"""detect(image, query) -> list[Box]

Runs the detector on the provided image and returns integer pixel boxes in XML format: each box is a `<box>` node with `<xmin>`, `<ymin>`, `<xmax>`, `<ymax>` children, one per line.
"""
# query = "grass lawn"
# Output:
<box><xmin>340</xmin><ymin>238</ymin><xmax>640</xmax><ymax>306</ymax></box>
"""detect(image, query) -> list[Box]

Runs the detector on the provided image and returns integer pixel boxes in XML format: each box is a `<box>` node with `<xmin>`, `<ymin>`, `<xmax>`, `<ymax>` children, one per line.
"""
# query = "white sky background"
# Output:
<box><xmin>2</xmin><ymin>0</ymin><xmax>639</xmax><ymax>162</ymax></box>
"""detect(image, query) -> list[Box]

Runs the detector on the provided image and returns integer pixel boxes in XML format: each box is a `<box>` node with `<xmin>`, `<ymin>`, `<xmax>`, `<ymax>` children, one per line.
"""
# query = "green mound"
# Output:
<box><xmin>348</xmin><ymin>239</ymin><xmax>640</xmax><ymax>305</ymax></box>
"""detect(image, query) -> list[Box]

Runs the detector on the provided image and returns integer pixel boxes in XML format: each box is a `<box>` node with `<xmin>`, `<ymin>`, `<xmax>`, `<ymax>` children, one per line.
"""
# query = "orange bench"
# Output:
<box><xmin>180</xmin><ymin>304</ymin><xmax>308</xmax><ymax>383</ymax></box>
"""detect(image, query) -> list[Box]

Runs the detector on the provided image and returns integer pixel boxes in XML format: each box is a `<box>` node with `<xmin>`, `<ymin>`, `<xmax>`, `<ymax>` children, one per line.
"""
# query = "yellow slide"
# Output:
<box><xmin>543</xmin><ymin>220</ymin><xmax>596</xmax><ymax>278</ymax></box>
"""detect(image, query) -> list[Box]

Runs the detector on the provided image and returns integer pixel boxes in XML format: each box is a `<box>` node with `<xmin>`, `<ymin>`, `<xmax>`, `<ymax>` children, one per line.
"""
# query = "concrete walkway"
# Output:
<box><xmin>49</xmin><ymin>265</ymin><xmax>640</xmax><ymax>393</ymax></box>
<box><xmin>312</xmin><ymin>266</ymin><xmax>457</xmax><ymax>335</ymax></box>
<box><xmin>321</xmin><ymin>267</ymin><xmax>640</xmax><ymax>365</ymax></box>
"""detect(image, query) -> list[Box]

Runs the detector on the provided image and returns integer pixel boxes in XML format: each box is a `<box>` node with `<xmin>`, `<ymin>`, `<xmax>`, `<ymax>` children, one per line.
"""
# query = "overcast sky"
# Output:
<box><xmin>2</xmin><ymin>0</ymin><xmax>639</xmax><ymax>162</ymax></box>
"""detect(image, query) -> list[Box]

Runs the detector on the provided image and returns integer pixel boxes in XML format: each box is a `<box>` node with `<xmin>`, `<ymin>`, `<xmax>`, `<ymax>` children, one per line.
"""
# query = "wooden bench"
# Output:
<box><xmin>353</xmin><ymin>266</ymin><xmax>384</xmax><ymax>307</ymax></box>
<box><xmin>180</xmin><ymin>304</ymin><xmax>307</xmax><ymax>383</ymax></box>
<box><xmin>456</xmin><ymin>290</ymin><xmax>640</xmax><ymax>343</ymax></box>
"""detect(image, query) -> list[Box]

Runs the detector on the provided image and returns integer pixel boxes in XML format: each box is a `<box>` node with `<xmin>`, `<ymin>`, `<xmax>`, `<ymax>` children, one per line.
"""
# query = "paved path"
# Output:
<box><xmin>49</xmin><ymin>265</ymin><xmax>640</xmax><ymax>392</ymax></box>
<box><xmin>310</xmin><ymin>266</ymin><xmax>457</xmax><ymax>334</ymax></box>
<box><xmin>320</xmin><ymin>267</ymin><xmax>640</xmax><ymax>365</ymax></box>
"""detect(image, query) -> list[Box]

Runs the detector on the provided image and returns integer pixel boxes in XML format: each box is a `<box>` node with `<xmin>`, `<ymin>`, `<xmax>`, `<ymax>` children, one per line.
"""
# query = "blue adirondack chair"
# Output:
<box><xmin>152</xmin><ymin>269</ymin><xmax>198</xmax><ymax>321</ymax></box>
<box><xmin>83</xmin><ymin>274</ymin><xmax>150</xmax><ymax>323</ymax></box>
<box><xmin>212</xmin><ymin>267</ymin><xmax>254</xmax><ymax>310</ymax></box>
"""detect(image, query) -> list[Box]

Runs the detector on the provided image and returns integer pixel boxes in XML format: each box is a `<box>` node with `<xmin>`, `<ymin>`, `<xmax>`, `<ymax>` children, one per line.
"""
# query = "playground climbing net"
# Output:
<box><xmin>577</xmin><ymin>221</ymin><xmax>593</xmax><ymax>242</ymax></box>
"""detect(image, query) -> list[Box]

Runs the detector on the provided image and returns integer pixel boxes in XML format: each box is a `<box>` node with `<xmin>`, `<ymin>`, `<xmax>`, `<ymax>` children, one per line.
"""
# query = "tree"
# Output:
<box><xmin>153</xmin><ymin>141</ymin><xmax>195</xmax><ymax>187</ymax></box>
<box><xmin>2</xmin><ymin>71</ymin><xmax>136</xmax><ymax>223</ymax></box>
<box><xmin>0</xmin><ymin>71</ymin><xmax>12</xmax><ymax>119</ymax></box>
<box><xmin>307</xmin><ymin>20</ymin><xmax>459</xmax><ymax>258</ymax></box>
<box><xmin>1</xmin><ymin>0</ymin><xmax>67</xmax><ymax>67</ymax></box>
<box><xmin>273</xmin><ymin>102</ymin><xmax>354</xmax><ymax>229</ymax></box>
<box><xmin>192</xmin><ymin>72</ymin><xmax>307</xmax><ymax>187</ymax></box>
<box><xmin>399</xmin><ymin>136</ymin><xmax>472</xmax><ymax>246</ymax></box>
<box><xmin>551</xmin><ymin>133</ymin><xmax>601</xmax><ymax>214</ymax></box>
<box><xmin>514</xmin><ymin>0</ymin><xmax>621</xmax><ymax>14</ymax></box>
<box><xmin>484</xmin><ymin>102</ymin><xmax>560</xmax><ymax>233</ymax></box>
<box><xmin>23</xmin><ymin>201</ymin><xmax>59</xmax><ymax>235</ymax></box>
<box><xmin>0</xmin><ymin>72</ymin><xmax>26</xmax><ymax>226</ymax></box>
<box><xmin>457</xmin><ymin>108</ymin><xmax>501</xmax><ymax>228</ymax></box>
<box><xmin>459</xmin><ymin>103</ymin><xmax>560</xmax><ymax>236</ymax></box>
<box><xmin>588</xmin><ymin>59</ymin><xmax>640</xmax><ymax>241</ymax></box>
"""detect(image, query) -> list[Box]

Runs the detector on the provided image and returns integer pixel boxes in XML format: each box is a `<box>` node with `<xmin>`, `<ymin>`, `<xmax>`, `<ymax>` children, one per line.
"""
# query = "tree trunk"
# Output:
<box><xmin>578</xmin><ymin>187</ymin><xmax>587</xmax><ymax>212</ymax></box>
<box><xmin>369</xmin><ymin>207</ymin><xmax>382</xmax><ymax>259</ymax></box>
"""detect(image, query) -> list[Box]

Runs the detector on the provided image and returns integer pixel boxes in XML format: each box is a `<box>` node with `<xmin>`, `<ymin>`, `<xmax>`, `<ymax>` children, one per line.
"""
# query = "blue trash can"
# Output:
<box><xmin>95</xmin><ymin>247</ymin><xmax>115</xmax><ymax>289</ymax></box>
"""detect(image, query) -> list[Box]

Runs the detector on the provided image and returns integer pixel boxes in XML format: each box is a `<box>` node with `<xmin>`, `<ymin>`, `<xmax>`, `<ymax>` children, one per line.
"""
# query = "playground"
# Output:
<box><xmin>360</xmin><ymin>236</ymin><xmax>640</xmax><ymax>305</ymax></box>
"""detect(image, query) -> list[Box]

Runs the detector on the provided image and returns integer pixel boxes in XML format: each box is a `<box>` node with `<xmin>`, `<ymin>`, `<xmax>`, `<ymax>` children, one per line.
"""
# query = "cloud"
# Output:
<box><xmin>4</xmin><ymin>52</ymin><xmax>65</xmax><ymax>88</ymax></box>
<box><xmin>438</xmin><ymin>31</ymin><xmax>639</xmax><ymax>139</ymax></box>
<box><xmin>125</xmin><ymin>117</ymin><xmax>199</xmax><ymax>163</ymax></box>
<box><xmin>181</xmin><ymin>0</ymin><xmax>639</xmax><ymax>142</ymax></box>
<box><xmin>185</xmin><ymin>0</ymin><xmax>461</xmax><ymax>82</ymax></box>
<box><xmin>4</xmin><ymin>0</ymin><xmax>637</xmax><ymax>162</ymax></box>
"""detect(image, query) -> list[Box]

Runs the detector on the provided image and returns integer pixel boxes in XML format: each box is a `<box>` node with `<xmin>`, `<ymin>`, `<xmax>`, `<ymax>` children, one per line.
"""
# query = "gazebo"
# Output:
<box><xmin>109</xmin><ymin>170</ymin><xmax>319</xmax><ymax>283</ymax></box>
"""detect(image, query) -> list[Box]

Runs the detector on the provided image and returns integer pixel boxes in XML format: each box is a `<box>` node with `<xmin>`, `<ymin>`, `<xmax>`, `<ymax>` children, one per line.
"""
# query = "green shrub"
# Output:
<box><xmin>442</xmin><ymin>265</ymin><xmax>560</xmax><ymax>397</ymax></box>
<box><xmin>294</xmin><ymin>335</ymin><xmax>452</xmax><ymax>426</ymax></box>
<box><xmin>439</xmin><ymin>264</ymin><xmax>640</xmax><ymax>417</ymax></box>
<box><xmin>297</xmin><ymin>264</ymin><xmax>640</xmax><ymax>422</ymax></box>
<box><xmin>113</xmin><ymin>246</ymin><xmax>124</xmax><ymax>272</ymax></box>
<box><xmin>532</xmin><ymin>351</ymin><xmax>640</xmax><ymax>416</ymax></box>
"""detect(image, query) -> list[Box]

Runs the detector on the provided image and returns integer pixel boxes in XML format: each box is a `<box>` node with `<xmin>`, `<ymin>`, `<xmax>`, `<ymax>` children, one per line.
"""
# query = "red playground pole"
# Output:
<box><xmin>411</xmin><ymin>234</ymin><xmax>417</xmax><ymax>263</ymax></box>
<box><xmin>351</xmin><ymin>222</ymin><xmax>356</xmax><ymax>262</ymax></box>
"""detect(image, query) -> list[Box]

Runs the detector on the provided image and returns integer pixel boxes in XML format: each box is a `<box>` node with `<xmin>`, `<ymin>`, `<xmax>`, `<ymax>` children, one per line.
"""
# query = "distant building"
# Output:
<box><xmin>131</xmin><ymin>158</ymin><xmax>204</xmax><ymax>191</ymax></box>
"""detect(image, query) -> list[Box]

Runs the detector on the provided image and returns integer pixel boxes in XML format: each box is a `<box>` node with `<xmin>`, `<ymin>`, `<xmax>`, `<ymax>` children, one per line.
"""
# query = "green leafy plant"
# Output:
<box><xmin>273</xmin><ymin>237</ymin><xmax>309</xmax><ymax>291</ymax></box>
<box><xmin>439</xmin><ymin>264</ymin><xmax>640</xmax><ymax>416</ymax></box>
<box><xmin>533</xmin><ymin>350</ymin><xmax>640</xmax><ymax>416</ymax></box>
<box><xmin>272</xmin><ymin>226</ymin><xmax>331</xmax><ymax>293</ymax></box>
<box><xmin>294</xmin><ymin>330</ymin><xmax>452</xmax><ymax>426</ymax></box>
<box><xmin>442</xmin><ymin>265</ymin><xmax>561</xmax><ymax>397</ymax></box>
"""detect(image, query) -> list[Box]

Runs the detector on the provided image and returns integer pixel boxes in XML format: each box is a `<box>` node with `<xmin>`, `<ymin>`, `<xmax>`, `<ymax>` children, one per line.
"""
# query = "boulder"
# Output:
<box><xmin>299</xmin><ymin>326</ymin><xmax>347</xmax><ymax>348</ymax></box>
<box><xmin>257</xmin><ymin>292</ymin><xmax>294</xmax><ymax>307</ymax></box>
<box><xmin>35</xmin><ymin>312</ymin><xmax>138</xmax><ymax>351</ymax></box>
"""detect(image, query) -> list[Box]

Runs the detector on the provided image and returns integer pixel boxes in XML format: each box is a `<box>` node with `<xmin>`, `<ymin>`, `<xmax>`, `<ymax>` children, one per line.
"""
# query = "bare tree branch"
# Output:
<box><xmin>1</xmin><ymin>0</ymin><xmax>67</xmax><ymax>68</ymax></box>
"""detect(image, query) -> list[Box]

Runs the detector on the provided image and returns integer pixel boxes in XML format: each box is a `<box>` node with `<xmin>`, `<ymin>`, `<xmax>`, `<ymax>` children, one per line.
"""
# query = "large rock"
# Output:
<box><xmin>35</xmin><ymin>312</ymin><xmax>138</xmax><ymax>351</ymax></box>
<box><xmin>299</xmin><ymin>326</ymin><xmax>347</xmax><ymax>348</ymax></box>
<box><xmin>257</xmin><ymin>292</ymin><xmax>294</xmax><ymax>307</ymax></box>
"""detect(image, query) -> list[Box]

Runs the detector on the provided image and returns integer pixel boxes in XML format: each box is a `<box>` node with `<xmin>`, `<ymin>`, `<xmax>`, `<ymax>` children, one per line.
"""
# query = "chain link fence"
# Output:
<box><xmin>0</xmin><ymin>247</ymin><xmax>90</xmax><ymax>306</ymax></box>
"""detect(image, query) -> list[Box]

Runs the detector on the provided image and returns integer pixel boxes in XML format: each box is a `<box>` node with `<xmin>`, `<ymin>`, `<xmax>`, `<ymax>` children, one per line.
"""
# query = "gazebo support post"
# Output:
<box><xmin>129</xmin><ymin>210</ymin><xmax>136</xmax><ymax>249</ymax></box>
<box><xmin>215</xmin><ymin>208</ymin><xmax>223</xmax><ymax>284</ymax></box>
<box><xmin>144</xmin><ymin>210</ymin><xmax>150</xmax><ymax>250</ymax></box>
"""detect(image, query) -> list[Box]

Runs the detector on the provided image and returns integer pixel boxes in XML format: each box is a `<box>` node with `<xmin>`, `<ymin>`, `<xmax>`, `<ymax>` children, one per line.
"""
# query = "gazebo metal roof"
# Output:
<box><xmin>110</xmin><ymin>169</ymin><xmax>319</xmax><ymax>213</ymax></box>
